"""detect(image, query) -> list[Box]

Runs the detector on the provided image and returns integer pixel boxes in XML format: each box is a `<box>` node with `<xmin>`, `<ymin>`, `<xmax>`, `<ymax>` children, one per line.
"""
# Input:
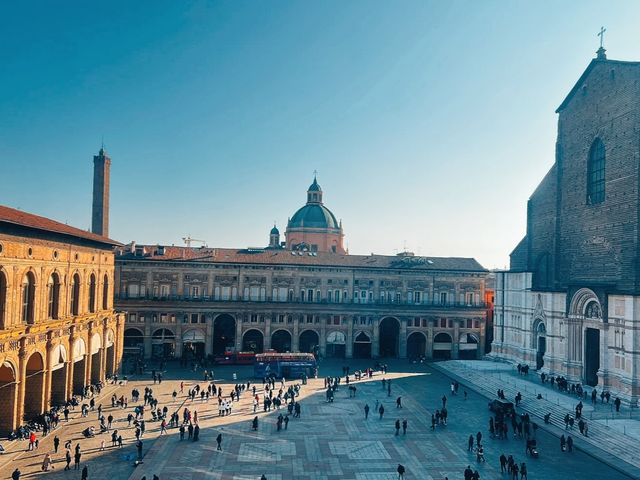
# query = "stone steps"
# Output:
<box><xmin>433</xmin><ymin>362</ymin><xmax>640</xmax><ymax>472</ymax></box>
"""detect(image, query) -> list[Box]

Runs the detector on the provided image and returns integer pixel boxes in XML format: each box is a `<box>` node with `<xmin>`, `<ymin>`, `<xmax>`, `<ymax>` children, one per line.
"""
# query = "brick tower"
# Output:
<box><xmin>91</xmin><ymin>146</ymin><xmax>111</xmax><ymax>237</ymax></box>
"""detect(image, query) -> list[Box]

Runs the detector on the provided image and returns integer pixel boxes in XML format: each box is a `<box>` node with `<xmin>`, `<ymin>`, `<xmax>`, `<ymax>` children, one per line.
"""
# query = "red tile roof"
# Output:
<box><xmin>0</xmin><ymin>205</ymin><xmax>120</xmax><ymax>246</ymax></box>
<box><xmin>118</xmin><ymin>245</ymin><xmax>486</xmax><ymax>272</ymax></box>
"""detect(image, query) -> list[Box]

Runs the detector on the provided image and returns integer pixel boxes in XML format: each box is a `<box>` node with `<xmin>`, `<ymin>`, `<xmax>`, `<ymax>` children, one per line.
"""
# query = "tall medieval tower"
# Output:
<box><xmin>91</xmin><ymin>146</ymin><xmax>111</xmax><ymax>237</ymax></box>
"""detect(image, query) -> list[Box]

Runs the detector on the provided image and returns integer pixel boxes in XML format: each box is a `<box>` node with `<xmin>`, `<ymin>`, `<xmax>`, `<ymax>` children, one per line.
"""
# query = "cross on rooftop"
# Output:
<box><xmin>598</xmin><ymin>26</ymin><xmax>606</xmax><ymax>49</ymax></box>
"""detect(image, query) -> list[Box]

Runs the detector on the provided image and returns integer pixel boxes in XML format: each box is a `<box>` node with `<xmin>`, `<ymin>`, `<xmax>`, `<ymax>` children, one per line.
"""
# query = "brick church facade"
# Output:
<box><xmin>492</xmin><ymin>47</ymin><xmax>640</xmax><ymax>405</ymax></box>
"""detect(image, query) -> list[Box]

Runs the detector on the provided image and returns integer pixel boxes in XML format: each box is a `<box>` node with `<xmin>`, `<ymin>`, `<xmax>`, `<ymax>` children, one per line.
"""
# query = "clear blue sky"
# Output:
<box><xmin>2</xmin><ymin>1</ymin><xmax>639</xmax><ymax>268</ymax></box>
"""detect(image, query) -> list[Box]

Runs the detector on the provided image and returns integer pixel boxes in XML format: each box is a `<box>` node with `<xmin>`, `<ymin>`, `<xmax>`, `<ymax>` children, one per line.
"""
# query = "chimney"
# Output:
<box><xmin>91</xmin><ymin>146</ymin><xmax>111</xmax><ymax>237</ymax></box>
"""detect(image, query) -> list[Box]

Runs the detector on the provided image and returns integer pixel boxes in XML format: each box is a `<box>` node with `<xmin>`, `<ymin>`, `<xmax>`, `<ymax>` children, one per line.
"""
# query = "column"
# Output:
<box><xmin>427</xmin><ymin>321</ymin><xmax>434</xmax><ymax>359</ymax></box>
<box><xmin>292</xmin><ymin>317</ymin><xmax>300</xmax><ymax>352</ymax></box>
<box><xmin>399</xmin><ymin>318</ymin><xmax>408</xmax><ymax>359</ymax></box>
<box><xmin>144</xmin><ymin>321</ymin><xmax>152</xmax><ymax>359</ymax></box>
<box><xmin>264</xmin><ymin>314</ymin><xmax>272</xmax><ymax>351</ymax></box>
<box><xmin>319</xmin><ymin>317</ymin><xmax>327</xmax><ymax>357</ymax></box>
<box><xmin>346</xmin><ymin>316</ymin><xmax>353</xmax><ymax>358</ymax></box>
<box><xmin>205</xmin><ymin>315</ymin><xmax>213</xmax><ymax>356</ymax></box>
<box><xmin>372</xmin><ymin>320</ymin><xmax>380</xmax><ymax>358</ymax></box>
<box><xmin>235</xmin><ymin>314</ymin><xmax>243</xmax><ymax>352</ymax></box>
<box><xmin>452</xmin><ymin>319</ymin><xmax>460</xmax><ymax>359</ymax></box>
<box><xmin>175</xmin><ymin>322</ymin><xmax>183</xmax><ymax>358</ymax></box>
<box><xmin>44</xmin><ymin>341</ymin><xmax>54</xmax><ymax>410</ymax></box>
<box><xmin>15</xmin><ymin>347</ymin><xmax>28</xmax><ymax>429</ymax></box>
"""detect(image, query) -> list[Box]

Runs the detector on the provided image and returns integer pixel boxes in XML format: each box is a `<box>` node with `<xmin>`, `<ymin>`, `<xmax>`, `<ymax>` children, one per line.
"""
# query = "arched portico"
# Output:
<box><xmin>72</xmin><ymin>338</ymin><xmax>87</xmax><ymax>395</ymax></box>
<box><xmin>378</xmin><ymin>317</ymin><xmax>400</xmax><ymax>358</ymax></box>
<box><xmin>299</xmin><ymin>329</ymin><xmax>319</xmax><ymax>355</ymax></box>
<box><xmin>271</xmin><ymin>329</ymin><xmax>292</xmax><ymax>353</ymax></box>
<box><xmin>50</xmin><ymin>344</ymin><xmax>68</xmax><ymax>405</ymax></box>
<box><xmin>407</xmin><ymin>332</ymin><xmax>427</xmax><ymax>359</ymax></box>
<box><xmin>24</xmin><ymin>352</ymin><xmax>45</xmax><ymax>420</ymax></box>
<box><xmin>213</xmin><ymin>314</ymin><xmax>236</xmax><ymax>355</ymax></box>
<box><xmin>458</xmin><ymin>333</ymin><xmax>479</xmax><ymax>360</ymax></box>
<box><xmin>353</xmin><ymin>331</ymin><xmax>372</xmax><ymax>358</ymax></box>
<box><xmin>326</xmin><ymin>331</ymin><xmax>346</xmax><ymax>358</ymax></box>
<box><xmin>0</xmin><ymin>361</ymin><xmax>17</xmax><ymax>434</ymax></box>
<box><xmin>90</xmin><ymin>332</ymin><xmax>103</xmax><ymax>384</ymax></box>
<box><xmin>242</xmin><ymin>329</ymin><xmax>264</xmax><ymax>353</ymax></box>
<box><xmin>433</xmin><ymin>332</ymin><xmax>453</xmax><ymax>360</ymax></box>
<box><xmin>152</xmin><ymin>328</ymin><xmax>176</xmax><ymax>359</ymax></box>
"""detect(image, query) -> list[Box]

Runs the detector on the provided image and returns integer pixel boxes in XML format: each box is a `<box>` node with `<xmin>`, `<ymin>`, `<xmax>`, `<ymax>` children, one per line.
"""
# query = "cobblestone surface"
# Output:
<box><xmin>0</xmin><ymin>360</ymin><xmax>634</xmax><ymax>480</ymax></box>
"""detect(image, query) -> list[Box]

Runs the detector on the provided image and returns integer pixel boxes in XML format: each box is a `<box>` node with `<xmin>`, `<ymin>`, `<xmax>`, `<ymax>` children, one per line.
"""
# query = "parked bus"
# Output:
<box><xmin>253</xmin><ymin>352</ymin><xmax>317</xmax><ymax>379</ymax></box>
<box><xmin>212</xmin><ymin>350</ymin><xmax>256</xmax><ymax>365</ymax></box>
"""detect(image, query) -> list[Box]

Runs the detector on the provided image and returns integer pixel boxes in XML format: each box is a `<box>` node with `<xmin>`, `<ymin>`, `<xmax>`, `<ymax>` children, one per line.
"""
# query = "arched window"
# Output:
<box><xmin>587</xmin><ymin>138</ymin><xmax>605</xmax><ymax>204</ymax></box>
<box><xmin>21</xmin><ymin>272</ymin><xmax>36</xmax><ymax>324</ymax></box>
<box><xmin>70</xmin><ymin>273</ymin><xmax>80</xmax><ymax>316</ymax></box>
<box><xmin>47</xmin><ymin>273</ymin><xmax>61</xmax><ymax>319</ymax></box>
<box><xmin>0</xmin><ymin>271</ymin><xmax>7</xmax><ymax>328</ymax></box>
<box><xmin>88</xmin><ymin>274</ymin><xmax>96</xmax><ymax>313</ymax></box>
<box><xmin>102</xmin><ymin>274</ymin><xmax>109</xmax><ymax>310</ymax></box>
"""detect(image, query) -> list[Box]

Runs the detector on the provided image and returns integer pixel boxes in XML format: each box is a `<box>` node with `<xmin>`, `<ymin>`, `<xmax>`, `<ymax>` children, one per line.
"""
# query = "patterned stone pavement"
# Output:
<box><xmin>0</xmin><ymin>360</ymin><xmax>634</xmax><ymax>480</ymax></box>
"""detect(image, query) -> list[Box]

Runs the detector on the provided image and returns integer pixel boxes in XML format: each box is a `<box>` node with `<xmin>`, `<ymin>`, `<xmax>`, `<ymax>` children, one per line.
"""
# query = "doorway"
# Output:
<box><xmin>584</xmin><ymin>328</ymin><xmax>600</xmax><ymax>387</ymax></box>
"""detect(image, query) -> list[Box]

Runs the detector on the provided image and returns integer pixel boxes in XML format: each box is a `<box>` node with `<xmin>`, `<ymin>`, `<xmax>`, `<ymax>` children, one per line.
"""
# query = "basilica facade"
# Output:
<box><xmin>115</xmin><ymin>179</ymin><xmax>489</xmax><ymax>361</ymax></box>
<box><xmin>492</xmin><ymin>48</ymin><xmax>640</xmax><ymax>405</ymax></box>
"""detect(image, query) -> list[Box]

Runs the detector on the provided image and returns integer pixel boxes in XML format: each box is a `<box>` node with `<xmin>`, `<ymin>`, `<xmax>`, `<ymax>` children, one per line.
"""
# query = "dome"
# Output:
<box><xmin>270</xmin><ymin>225</ymin><xmax>280</xmax><ymax>235</ymax></box>
<box><xmin>308</xmin><ymin>178</ymin><xmax>322</xmax><ymax>192</ymax></box>
<box><xmin>288</xmin><ymin>204</ymin><xmax>339</xmax><ymax>230</ymax></box>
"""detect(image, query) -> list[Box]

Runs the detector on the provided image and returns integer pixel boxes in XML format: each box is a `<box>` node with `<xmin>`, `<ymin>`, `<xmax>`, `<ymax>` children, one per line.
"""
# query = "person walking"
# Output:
<box><xmin>397</xmin><ymin>464</ymin><xmax>405</xmax><ymax>479</ymax></box>
<box><xmin>567</xmin><ymin>435</ymin><xmax>573</xmax><ymax>452</ymax></box>
<box><xmin>216</xmin><ymin>433</ymin><xmax>222</xmax><ymax>451</ymax></box>
<box><xmin>402</xmin><ymin>419</ymin><xmax>407</xmax><ymax>435</ymax></box>
<box><xmin>11</xmin><ymin>469</ymin><xmax>20</xmax><ymax>480</ymax></box>
<box><xmin>468</xmin><ymin>435</ymin><xmax>474</xmax><ymax>452</ymax></box>
<box><xmin>499</xmin><ymin>453</ymin><xmax>507</xmax><ymax>473</ymax></box>
<box><xmin>136</xmin><ymin>440</ymin><xmax>143</xmax><ymax>460</ymax></box>
<box><xmin>74</xmin><ymin>450</ymin><xmax>82</xmax><ymax>470</ymax></box>
<box><xmin>53</xmin><ymin>435</ymin><xmax>60</xmax><ymax>453</ymax></box>
<box><xmin>364</xmin><ymin>404</ymin><xmax>370</xmax><ymax>419</ymax></box>
<box><xmin>379</xmin><ymin>404</ymin><xmax>385</xmax><ymax>419</ymax></box>
<box><xmin>520</xmin><ymin>462</ymin><xmax>527</xmax><ymax>480</ymax></box>
<box><xmin>81</xmin><ymin>465</ymin><xmax>88</xmax><ymax>480</ymax></box>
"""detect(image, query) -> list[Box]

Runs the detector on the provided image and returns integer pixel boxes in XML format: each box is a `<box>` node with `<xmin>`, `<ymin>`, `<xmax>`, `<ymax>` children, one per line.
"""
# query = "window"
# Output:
<box><xmin>191</xmin><ymin>314</ymin><xmax>198</xmax><ymax>323</ymax></box>
<box><xmin>88</xmin><ymin>274</ymin><xmax>96</xmax><ymax>313</ymax></box>
<box><xmin>440</xmin><ymin>318</ymin><xmax>447</xmax><ymax>328</ymax></box>
<box><xmin>466</xmin><ymin>319</ymin><xmax>473</xmax><ymax>328</ymax></box>
<box><xmin>22</xmin><ymin>272</ymin><xmax>36</xmax><ymax>324</ymax></box>
<box><xmin>0</xmin><ymin>271</ymin><xmax>6</xmax><ymax>328</ymax></box>
<box><xmin>395</xmin><ymin>292</ymin><xmax>401</xmax><ymax>303</ymax></box>
<box><xmin>70</xmin><ymin>273</ymin><xmax>80</xmax><ymax>316</ymax></box>
<box><xmin>129</xmin><ymin>313</ymin><xmax>137</xmax><ymax>323</ymax></box>
<box><xmin>48</xmin><ymin>274</ymin><xmax>60</xmax><ymax>319</ymax></box>
<box><xmin>343</xmin><ymin>290</ymin><xmax>348</xmax><ymax>302</ymax></box>
<box><xmin>440</xmin><ymin>292</ymin><xmax>447</xmax><ymax>305</ymax></box>
<box><xmin>308</xmin><ymin>289</ymin><xmax>314</xmax><ymax>302</ymax></box>
<box><xmin>102</xmin><ymin>275</ymin><xmax>109</xmax><ymax>310</ymax></box>
<box><xmin>128</xmin><ymin>284</ymin><xmax>139</xmax><ymax>298</ymax></box>
<box><xmin>414</xmin><ymin>291</ymin><xmax>421</xmax><ymax>304</ymax></box>
<box><xmin>587</xmin><ymin>138</ymin><xmax>606</xmax><ymax>204</ymax></box>
<box><xmin>466</xmin><ymin>292</ymin><xmax>474</xmax><ymax>305</ymax></box>
<box><xmin>160</xmin><ymin>284</ymin><xmax>170</xmax><ymax>298</ymax></box>
<box><xmin>334</xmin><ymin>290</ymin><xmax>340</xmax><ymax>302</ymax></box>
<box><xmin>421</xmin><ymin>318</ymin><xmax>427</xmax><ymax>327</ymax></box>
<box><xmin>316</xmin><ymin>289</ymin><xmax>321</xmax><ymax>302</ymax></box>
<box><xmin>288</xmin><ymin>289</ymin><xmax>294</xmax><ymax>302</ymax></box>
<box><xmin>327</xmin><ymin>290</ymin><xmax>332</xmax><ymax>302</ymax></box>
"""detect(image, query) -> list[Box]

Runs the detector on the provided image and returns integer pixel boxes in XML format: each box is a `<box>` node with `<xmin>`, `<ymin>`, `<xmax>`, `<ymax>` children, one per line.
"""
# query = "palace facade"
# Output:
<box><xmin>115</xmin><ymin>179</ymin><xmax>489</xmax><ymax>361</ymax></box>
<box><xmin>0</xmin><ymin>205</ymin><xmax>124</xmax><ymax>434</ymax></box>
<box><xmin>492</xmin><ymin>48</ymin><xmax>640</xmax><ymax>405</ymax></box>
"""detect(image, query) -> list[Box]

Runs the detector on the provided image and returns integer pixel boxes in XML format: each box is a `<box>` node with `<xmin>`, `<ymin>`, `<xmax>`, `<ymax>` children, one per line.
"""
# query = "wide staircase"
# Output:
<box><xmin>432</xmin><ymin>360</ymin><xmax>640</xmax><ymax>476</ymax></box>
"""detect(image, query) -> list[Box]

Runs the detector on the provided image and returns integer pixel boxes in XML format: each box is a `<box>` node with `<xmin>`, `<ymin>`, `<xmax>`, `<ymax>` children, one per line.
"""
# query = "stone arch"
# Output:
<box><xmin>124</xmin><ymin>328</ymin><xmax>144</xmax><ymax>348</ymax></box>
<box><xmin>72</xmin><ymin>337</ymin><xmax>87</xmax><ymax>395</ymax></box>
<box><xmin>24</xmin><ymin>351</ymin><xmax>45</xmax><ymax>419</ymax></box>
<box><xmin>90</xmin><ymin>332</ymin><xmax>103</xmax><ymax>383</ymax></box>
<box><xmin>47</xmin><ymin>271</ymin><xmax>62</xmax><ymax>320</ymax></box>
<box><xmin>213</xmin><ymin>314</ymin><xmax>236</xmax><ymax>355</ymax></box>
<box><xmin>378</xmin><ymin>316</ymin><xmax>400</xmax><ymax>358</ymax></box>
<box><xmin>458</xmin><ymin>332</ymin><xmax>479</xmax><ymax>360</ymax></box>
<box><xmin>326</xmin><ymin>330</ymin><xmax>346</xmax><ymax>358</ymax></box>
<box><xmin>50</xmin><ymin>343</ymin><xmax>68</xmax><ymax>405</ymax></box>
<box><xmin>183</xmin><ymin>328</ymin><xmax>206</xmax><ymax>359</ymax></box>
<box><xmin>271</xmin><ymin>329</ymin><xmax>292</xmax><ymax>353</ymax></box>
<box><xmin>299</xmin><ymin>329</ymin><xmax>319</xmax><ymax>354</ymax></box>
<box><xmin>407</xmin><ymin>331</ymin><xmax>427</xmax><ymax>359</ymax></box>
<box><xmin>0</xmin><ymin>360</ymin><xmax>18</xmax><ymax>435</ymax></box>
<box><xmin>353</xmin><ymin>330</ymin><xmax>372</xmax><ymax>359</ymax></box>
<box><xmin>88</xmin><ymin>273</ymin><xmax>97</xmax><ymax>313</ymax></box>
<box><xmin>569</xmin><ymin>288</ymin><xmax>602</xmax><ymax>320</ymax></box>
<box><xmin>433</xmin><ymin>332</ymin><xmax>453</xmax><ymax>360</ymax></box>
<box><xmin>105</xmin><ymin>329</ymin><xmax>116</xmax><ymax>377</ymax></box>
<box><xmin>531</xmin><ymin>318</ymin><xmax>547</xmax><ymax>370</ymax></box>
<box><xmin>242</xmin><ymin>329</ymin><xmax>264</xmax><ymax>353</ymax></box>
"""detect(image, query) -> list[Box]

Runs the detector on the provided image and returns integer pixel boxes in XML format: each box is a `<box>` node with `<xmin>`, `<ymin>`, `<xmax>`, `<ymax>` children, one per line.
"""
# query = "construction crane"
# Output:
<box><xmin>182</xmin><ymin>236</ymin><xmax>207</xmax><ymax>248</ymax></box>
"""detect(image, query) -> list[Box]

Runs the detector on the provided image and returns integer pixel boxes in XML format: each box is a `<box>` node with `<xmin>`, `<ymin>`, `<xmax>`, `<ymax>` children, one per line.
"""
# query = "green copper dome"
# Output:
<box><xmin>288</xmin><ymin>204</ymin><xmax>339</xmax><ymax>229</ymax></box>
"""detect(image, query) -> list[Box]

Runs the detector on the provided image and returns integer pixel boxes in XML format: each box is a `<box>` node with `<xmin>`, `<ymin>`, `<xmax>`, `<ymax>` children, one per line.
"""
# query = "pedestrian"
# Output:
<box><xmin>396</xmin><ymin>396</ymin><xmax>402</xmax><ymax>408</ymax></box>
<box><xmin>81</xmin><ymin>465</ymin><xmax>88</xmax><ymax>480</ymax></box>
<box><xmin>615</xmin><ymin>397</ymin><xmax>621</xmax><ymax>412</ymax></box>
<box><xmin>397</xmin><ymin>464</ymin><xmax>405</xmax><ymax>479</ymax></box>
<box><xmin>402</xmin><ymin>419</ymin><xmax>407</xmax><ymax>435</ymax></box>
<box><xmin>64</xmin><ymin>448</ymin><xmax>72</xmax><ymax>470</ymax></box>
<box><xmin>442</xmin><ymin>395</ymin><xmax>447</xmax><ymax>408</ymax></box>
<box><xmin>468</xmin><ymin>435</ymin><xmax>474</xmax><ymax>451</ymax></box>
<box><xmin>520</xmin><ymin>462</ymin><xmax>527</xmax><ymax>480</ymax></box>
<box><xmin>53</xmin><ymin>435</ymin><xmax>60</xmax><ymax>453</ymax></box>
<box><xmin>136</xmin><ymin>440</ymin><xmax>143</xmax><ymax>460</ymax></box>
<box><xmin>11</xmin><ymin>468</ymin><xmax>20</xmax><ymax>480</ymax></box>
<box><xmin>379</xmin><ymin>404</ymin><xmax>385</xmax><ymax>419</ymax></box>
<box><xmin>364</xmin><ymin>404</ymin><xmax>370</xmax><ymax>419</ymax></box>
<box><xmin>560</xmin><ymin>434</ymin><xmax>566</xmax><ymax>452</ymax></box>
<box><xmin>395</xmin><ymin>419</ymin><xmax>400</xmax><ymax>436</ymax></box>
<box><xmin>567</xmin><ymin>435</ymin><xmax>573</xmax><ymax>452</ymax></box>
<box><xmin>216</xmin><ymin>433</ymin><xmax>222</xmax><ymax>451</ymax></box>
<box><xmin>74</xmin><ymin>450</ymin><xmax>82</xmax><ymax>470</ymax></box>
<box><xmin>499</xmin><ymin>453</ymin><xmax>507</xmax><ymax>473</ymax></box>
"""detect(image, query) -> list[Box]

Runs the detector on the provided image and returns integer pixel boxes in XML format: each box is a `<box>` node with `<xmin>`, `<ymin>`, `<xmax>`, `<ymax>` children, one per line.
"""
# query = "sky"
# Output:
<box><xmin>1</xmin><ymin>1</ymin><xmax>640</xmax><ymax>269</ymax></box>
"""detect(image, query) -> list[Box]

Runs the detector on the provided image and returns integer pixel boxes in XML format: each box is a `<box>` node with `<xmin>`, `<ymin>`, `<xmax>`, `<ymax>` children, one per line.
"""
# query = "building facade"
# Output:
<box><xmin>492</xmin><ymin>48</ymin><xmax>640</xmax><ymax>405</ymax></box>
<box><xmin>115</xmin><ymin>180</ymin><xmax>489</xmax><ymax>361</ymax></box>
<box><xmin>0</xmin><ymin>206</ymin><xmax>124</xmax><ymax>434</ymax></box>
